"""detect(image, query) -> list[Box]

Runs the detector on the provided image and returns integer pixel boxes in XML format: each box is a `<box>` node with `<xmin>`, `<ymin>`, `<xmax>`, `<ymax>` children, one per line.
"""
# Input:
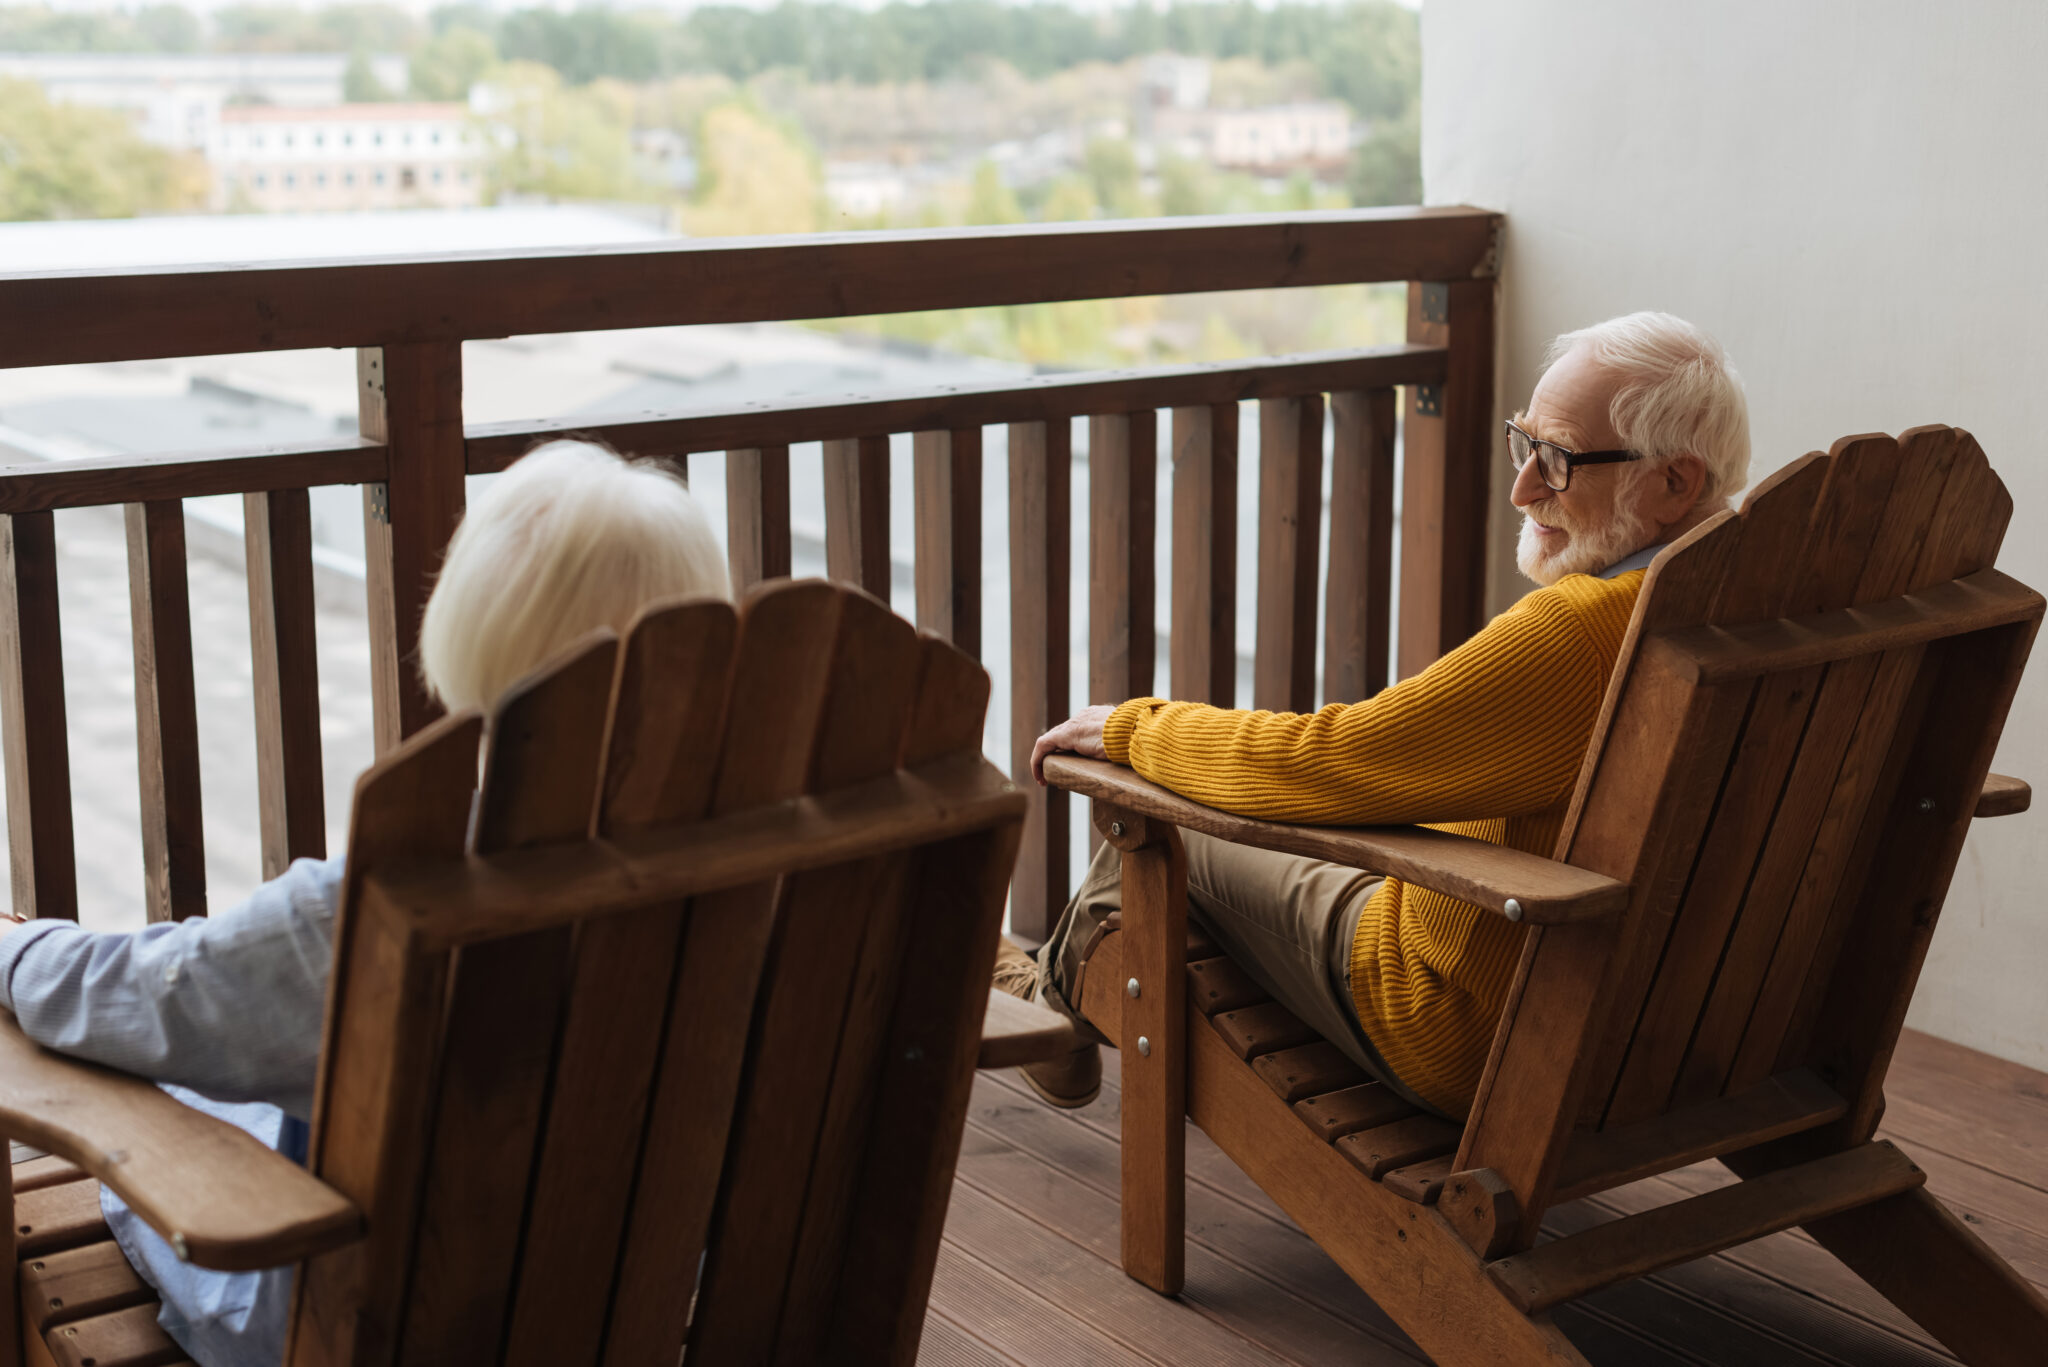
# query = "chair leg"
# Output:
<box><xmin>1109</xmin><ymin>813</ymin><xmax>1187</xmax><ymax>1295</ymax></box>
<box><xmin>1802</xmin><ymin>1186</ymin><xmax>2048</xmax><ymax>1367</ymax></box>
<box><xmin>2</xmin><ymin>1142</ymin><xmax>21</xmax><ymax>1367</ymax></box>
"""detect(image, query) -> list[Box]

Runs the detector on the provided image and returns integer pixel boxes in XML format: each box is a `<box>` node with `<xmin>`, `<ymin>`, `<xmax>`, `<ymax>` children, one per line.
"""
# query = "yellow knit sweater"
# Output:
<box><xmin>1102</xmin><ymin>570</ymin><xmax>1646</xmax><ymax>1116</ymax></box>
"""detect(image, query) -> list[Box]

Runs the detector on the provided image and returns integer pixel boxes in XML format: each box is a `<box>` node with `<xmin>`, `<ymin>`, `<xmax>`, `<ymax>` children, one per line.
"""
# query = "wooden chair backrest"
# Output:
<box><xmin>1460</xmin><ymin>426</ymin><xmax>2042</xmax><ymax>1217</ymax></box>
<box><xmin>281</xmin><ymin>580</ymin><xmax>1023</xmax><ymax>1367</ymax></box>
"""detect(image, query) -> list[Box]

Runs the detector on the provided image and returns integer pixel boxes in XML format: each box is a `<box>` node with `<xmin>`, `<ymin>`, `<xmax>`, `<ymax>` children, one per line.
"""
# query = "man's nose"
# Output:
<box><xmin>1510</xmin><ymin>455</ymin><xmax>1549</xmax><ymax>507</ymax></box>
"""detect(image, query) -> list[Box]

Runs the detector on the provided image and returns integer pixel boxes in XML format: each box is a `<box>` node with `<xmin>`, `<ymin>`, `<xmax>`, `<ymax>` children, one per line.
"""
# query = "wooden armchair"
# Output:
<box><xmin>0</xmin><ymin>580</ymin><xmax>1072</xmax><ymax>1367</ymax></box>
<box><xmin>1045</xmin><ymin>425</ymin><xmax>2048</xmax><ymax>1367</ymax></box>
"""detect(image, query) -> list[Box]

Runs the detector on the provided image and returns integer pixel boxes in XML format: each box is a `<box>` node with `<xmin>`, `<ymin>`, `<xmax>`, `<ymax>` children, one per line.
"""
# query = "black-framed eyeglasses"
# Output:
<box><xmin>1505</xmin><ymin>419</ymin><xmax>1640</xmax><ymax>492</ymax></box>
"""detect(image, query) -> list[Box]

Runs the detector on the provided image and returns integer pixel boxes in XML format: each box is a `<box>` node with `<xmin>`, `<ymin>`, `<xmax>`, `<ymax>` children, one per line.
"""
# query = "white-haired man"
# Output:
<box><xmin>1002</xmin><ymin>311</ymin><xmax>1752</xmax><ymax>1118</ymax></box>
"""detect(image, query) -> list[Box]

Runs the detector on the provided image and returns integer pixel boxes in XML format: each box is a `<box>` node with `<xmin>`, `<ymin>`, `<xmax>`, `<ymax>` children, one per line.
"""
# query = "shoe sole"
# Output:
<box><xmin>1014</xmin><ymin>1063</ymin><xmax>1101</xmax><ymax>1111</ymax></box>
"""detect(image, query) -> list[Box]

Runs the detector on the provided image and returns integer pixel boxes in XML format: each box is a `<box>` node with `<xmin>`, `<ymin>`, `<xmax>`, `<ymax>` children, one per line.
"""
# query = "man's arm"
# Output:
<box><xmin>1039</xmin><ymin>586</ymin><xmax>1615</xmax><ymax>826</ymax></box>
<box><xmin>0</xmin><ymin>857</ymin><xmax>344</xmax><ymax>1122</ymax></box>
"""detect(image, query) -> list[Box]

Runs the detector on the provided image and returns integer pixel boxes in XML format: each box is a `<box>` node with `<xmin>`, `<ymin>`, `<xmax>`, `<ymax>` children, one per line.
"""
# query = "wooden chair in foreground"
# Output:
<box><xmin>0</xmin><ymin>579</ymin><xmax>1070</xmax><ymax>1367</ymax></box>
<box><xmin>1046</xmin><ymin>425</ymin><xmax>2048</xmax><ymax>1367</ymax></box>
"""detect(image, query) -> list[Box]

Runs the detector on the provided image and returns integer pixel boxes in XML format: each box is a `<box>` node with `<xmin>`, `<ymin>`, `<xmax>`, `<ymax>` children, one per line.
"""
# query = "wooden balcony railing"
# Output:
<box><xmin>0</xmin><ymin>207</ymin><xmax>1501</xmax><ymax>939</ymax></box>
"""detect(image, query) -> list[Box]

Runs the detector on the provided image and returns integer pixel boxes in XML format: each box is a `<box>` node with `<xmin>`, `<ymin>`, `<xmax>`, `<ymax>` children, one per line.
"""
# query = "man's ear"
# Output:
<box><xmin>1656</xmin><ymin>453</ymin><xmax>1709</xmax><ymax>519</ymax></box>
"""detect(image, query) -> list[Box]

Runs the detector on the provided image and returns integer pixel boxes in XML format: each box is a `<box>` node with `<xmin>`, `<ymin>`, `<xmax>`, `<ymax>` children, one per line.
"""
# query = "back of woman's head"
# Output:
<box><xmin>418</xmin><ymin>440</ymin><xmax>730</xmax><ymax>712</ymax></box>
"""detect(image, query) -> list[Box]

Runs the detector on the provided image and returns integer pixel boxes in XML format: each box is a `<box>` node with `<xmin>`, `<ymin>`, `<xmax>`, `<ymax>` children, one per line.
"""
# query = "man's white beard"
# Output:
<box><xmin>1516</xmin><ymin>494</ymin><xmax>1659</xmax><ymax>587</ymax></box>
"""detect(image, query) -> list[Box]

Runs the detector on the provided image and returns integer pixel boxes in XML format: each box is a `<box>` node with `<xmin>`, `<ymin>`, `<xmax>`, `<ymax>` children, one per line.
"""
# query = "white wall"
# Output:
<box><xmin>1423</xmin><ymin>0</ymin><xmax>2048</xmax><ymax>1069</ymax></box>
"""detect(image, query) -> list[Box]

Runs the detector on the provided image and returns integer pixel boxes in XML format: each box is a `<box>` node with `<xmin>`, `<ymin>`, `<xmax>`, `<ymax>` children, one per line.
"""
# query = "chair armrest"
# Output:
<box><xmin>978</xmin><ymin>988</ymin><xmax>1078</xmax><ymax>1069</ymax></box>
<box><xmin>1976</xmin><ymin>773</ymin><xmax>2029</xmax><ymax>818</ymax></box>
<box><xmin>0</xmin><ymin>1010</ymin><xmax>361</xmax><ymax>1271</ymax></box>
<box><xmin>1042</xmin><ymin>755</ymin><xmax>1629</xmax><ymax>925</ymax></box>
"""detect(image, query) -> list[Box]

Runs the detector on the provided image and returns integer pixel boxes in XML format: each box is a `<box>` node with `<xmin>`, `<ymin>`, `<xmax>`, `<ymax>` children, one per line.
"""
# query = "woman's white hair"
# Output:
<box><xmin>419</xmin><ymin>440</ymin><xmax>730</xmax><ymax>712</ymax></box>
<box><xmin>1543</xmin><ymin>311</ymin><xmax>1752</xmax><ymax>507</ymax></box>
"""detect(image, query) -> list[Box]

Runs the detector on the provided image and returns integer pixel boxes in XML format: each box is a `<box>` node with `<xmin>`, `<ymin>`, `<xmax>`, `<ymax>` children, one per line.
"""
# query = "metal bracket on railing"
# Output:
<box><xmin>1414</xmin><ymin>384</ymin><xmax>1444</xmax><ymax>417</ymax></box>
<box><xmin>1421</xmin><ymin>282</ymin><xmax>1450</xmax><ymax>325</ymax></box>
<box><xmin>367</xmin><ymin>483</ymin><xmax>390</xmax><ymax>525</ymax></box>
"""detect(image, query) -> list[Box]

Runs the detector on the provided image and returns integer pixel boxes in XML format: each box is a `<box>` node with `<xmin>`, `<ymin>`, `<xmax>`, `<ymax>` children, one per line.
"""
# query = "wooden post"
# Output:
<box><xmin>1399</xmin><ymin>279</ymin><xmax>1496</xmax><ymax>678</ymax></box>
<box><xmin>245</xmin><ymin>488</ymin><xmax>327</xmax><ymax>879</ymax></box>
<box><xmin>1324</xmin><ymin>388</ymin><xmax>1397</xmax><ymax>703</ymax></box>
<box><xmin>824</xmin><ymin>435</ymin><xmax>892</xmax><ymax>600</ymax></box>
<box><xmin>1254</xmin><ymin>395</ymin><xmax>1324</xmax><ymax>714</ymax></box>
<box><xmin>1008</xmin><ymin>420</ymin><xmax>1070</xmax><ymax>943</ymax></box>
<box><xmin>913</xmin><ymin>428</ymin><xmax>982</xmax><ymax>657</ymax></box>
<box><xmin>1098</xmin><ymin>805</ymin><xmax>1187</xmax><ymax>1296</ymax></box>
<box><xmin>0</xmin><ymin>513</ymin><xmax>74</xmax><ymax>920</ymax></box>
<box><xmin>1170</xmin><ymin>404</ymin><xmax>1238</xmax><ymax>707</ymax></box>
<box><xmin>727</xmin><ymin>445</ymin><xmax>792</xmax><ymax>593</ymax></box>
<box><xmin>357</xmin><ymin>343</ymin><xmax>466</xmax><ymax>754</ymax></box>
<box><xmin>126</xmin><ymin>500</ymin><xmax>206</xmax><ymax>922</ymax></box>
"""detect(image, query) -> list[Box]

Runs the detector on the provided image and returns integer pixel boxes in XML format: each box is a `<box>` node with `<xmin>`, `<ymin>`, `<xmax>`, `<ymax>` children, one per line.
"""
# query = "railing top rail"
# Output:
<box><xmin>0</xmin><ymin>206</ymin><xmax>1501</xmax><ymax>369</ymax></box>
<box><xmin>0</xmin><ymin>345</ymin><xmax>1444</xmax><ymax>512</ymax></box>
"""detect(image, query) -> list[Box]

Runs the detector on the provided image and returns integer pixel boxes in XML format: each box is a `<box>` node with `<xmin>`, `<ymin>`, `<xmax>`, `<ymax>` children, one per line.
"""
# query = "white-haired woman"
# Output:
<box><xmin>0</xmin><ymin>441</ymin><xmax>729</xmax><ymax>1367</ymax></box>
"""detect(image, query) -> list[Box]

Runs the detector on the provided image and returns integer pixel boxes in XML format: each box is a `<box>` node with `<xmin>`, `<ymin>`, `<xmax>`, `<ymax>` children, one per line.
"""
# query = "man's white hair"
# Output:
<box><xmin>1542</xmin><ymin>311</ymin><xmax>1752</xmax><ymax>508</ymax></box>
<box><xmin>419</xmin><ymin>439</ymin><xmax>730</xmax><ymax>712</ymax></box>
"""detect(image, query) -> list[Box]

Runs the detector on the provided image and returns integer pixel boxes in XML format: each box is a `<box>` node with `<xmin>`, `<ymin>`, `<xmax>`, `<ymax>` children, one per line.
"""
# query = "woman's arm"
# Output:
<box><xmin>0</xmin><ymin>857</ymin><xmax>345</xmax><ymax>1122</ymax></box>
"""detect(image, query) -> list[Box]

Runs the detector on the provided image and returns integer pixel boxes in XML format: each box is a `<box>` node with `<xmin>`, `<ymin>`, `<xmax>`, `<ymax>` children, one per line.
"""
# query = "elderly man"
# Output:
<box><xmin>997</xmin><ymin>311</ymin><xmax>1752</xmax><ymax>1118</ymax></box>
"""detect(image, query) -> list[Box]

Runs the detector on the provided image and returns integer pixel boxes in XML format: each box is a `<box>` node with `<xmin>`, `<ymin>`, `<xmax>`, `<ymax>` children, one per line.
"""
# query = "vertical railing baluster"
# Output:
<box><xmin>725</xmin><ymin>445</ymin><xmax>792</xmax><ymax>593</ymax></box>
<box><xmin>913</xmin><ymin>428</ymin><xmax>982</xmax><ymax>657</ymax></box>
<box><xmin>1169</xmin><ymin>403</ymin><xmax>1238</xmax><ymax>707</ymax></box>
<box><xmin>0</xmin><ymin>512</ymin><xmax>74</xmax><ymax>920</ymax></box>
<box><xmin>1089</xmin><ymin>411</ymin><xmax>1157</xmax><ymax>858</ymax></box>
<box><xmin>1399</xmin><ymin>279</ymin><xmax>1497</xmax><ymax>678</ymax></box>
<box><xmin>245</xmin><ymin>488</ymin><xmax>326</xmax><ymax>879</ymax></box>
<box><xmin>1088</xmin><ymin>411</ymin><xmax>1157</xmax><ymax>706</ymax></box>
<box><xmin>1324</xmin><ymin>389</ymin><xmax>1398</xmax><ymax>703</ymax></box>
<box><xmin>823</xmin><ymin>435</ymin><xmax>892</xmax><ymax>600</ymax></box>
<box><xmin>126</xmin><ymin>500</ymin><xmax>206</xmax><ymax>921</ymax></box>
<box><xmin>1008</xmin><ymin>419</ymin><xmax>1071</xmax><ymax>942</ymax></box>
<box><xmin>358</xmin><ymin>342</ymin><xmax>467</xmax><ymax>754</ymax></box>
<box><xmin>1253</xmin><ymin>395</ymin><xmax>1325</xmax><ymax>714</ymax></box>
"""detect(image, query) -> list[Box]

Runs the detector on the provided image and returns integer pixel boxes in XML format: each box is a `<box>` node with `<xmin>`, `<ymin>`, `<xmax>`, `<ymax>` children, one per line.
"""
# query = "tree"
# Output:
<box><xmin>688</xmin><ymin>100</ymin><xmax>820</xmax><ymax>236</ymax></box>
<box><xmin>1038</xmin><ymin>174</ymin><xmax>1096</xmax><ymax>224</ymax></box>
<box><xmin>343</xmin><ymin>50</ymin><xmax>396</xmax><ymax>101</ymax></box>
<box><xmin>1347</xmin><ymin>102</ymin><xmax>1420</xmax><ymax>207</ymax></box>
<box><xmin>411</xmin><ymin>25</ymin><xmax>497</xmax><ymax>101</ymax></box>
<box><xmin>0</xmin><ymin>78</ymin><xmax>208</xmax><ymax>221</ymax></box>
<box><xmin>1083</xmin><ymin>136</ymin><xmax>1142</xmax><ymax>217</ymax></box>
<box><xmin>484</xmin><ymin>62</ymin><xmax>658</xmax><ymax>204</ymax></box>
<box><xmin>1158</xmin><ymin>155</ymin><xmax>1210</xmax><ymax>217</ymax></box>
<box><xmin>964</xmin><ymin>159</ymin><xmax>1021</xmax><ymax>225</ymax></box>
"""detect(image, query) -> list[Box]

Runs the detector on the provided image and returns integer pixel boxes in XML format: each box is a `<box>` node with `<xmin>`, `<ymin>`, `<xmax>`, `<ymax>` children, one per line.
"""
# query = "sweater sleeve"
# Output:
<box><xmin>1104</xmin><ymin>585</ymin><xmax>1616</xmax><ymax>826</ymax></box>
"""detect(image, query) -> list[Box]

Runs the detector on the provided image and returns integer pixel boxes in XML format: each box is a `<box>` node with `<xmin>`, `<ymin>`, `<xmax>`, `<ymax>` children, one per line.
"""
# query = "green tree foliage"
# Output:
<box><xmin>486</xmin><ymin>61</ymin><xmax>656</xmax><ymax>204</ymax></box>
<box><xmin>1083</xmin><ymin>137</ymin><xmax>1142</xmax><ymax>217</ymax></box>
<box><xmin>212</xmin><ymin>4</ymin><xmax>420</xmax><ymax>55</ymax></box>
<box><xmin>0</xmin><ymin>77</ymin><xmax>208</xmax><ymax>220</ymax></box>
<box><xmin>688</xmin><ymin>100</ymin><xmax>820</xmax><ymax>236</ymax></box>
<box><xmin>494</xmin><ymin>7</ymin><xmax>673</xmax><ymax>86</ymax></box>
<box><xmin>1347</xmin><ymin>102</ymin><xmax>1420</xmax><ymax>207</ymax></box>
<box><xmin>964</xmin><ymin>159</ymin><xmax>1021</xmax><ymax>226</ymax></box>
<box><xmin>343</xmin><ymin>50</ymin><xmax>395</xmax><ymax>101</ymax></box>
<box><xmin>0</xmin><ymin>4</ymin><xmax>200</xmax><ymax>52</ymax></box>
<box><xmin>410</xmin><ymin>24</ymin><xmax>497</xmax><ymax>100</ymax></box>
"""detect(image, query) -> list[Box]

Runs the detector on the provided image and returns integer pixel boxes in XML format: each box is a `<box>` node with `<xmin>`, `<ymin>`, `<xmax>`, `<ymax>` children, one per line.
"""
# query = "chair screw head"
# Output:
<box><xmin>1127</xmin><ymin>977</ymin><xmax>1141</xmax><ymax>998</ymax></box>
<box><xmin>1504</xmin><ymin>898</ymin><xmax>1524</xmax><ymax>923</ymax></box>
<box><xmin>1137</xmin><ymin>1036</ymin><xmax>1152</xmax><ymax>1057</ymax></box>
<box><xmin>1111</xmin><ymin>821</ymin><xmax>1126</xmax><ymax>837</ymax></box>
<box><xmin>1919</xmin><ymin>797</ymin><xmax>1935</xmax><ymax>812</ymax></box>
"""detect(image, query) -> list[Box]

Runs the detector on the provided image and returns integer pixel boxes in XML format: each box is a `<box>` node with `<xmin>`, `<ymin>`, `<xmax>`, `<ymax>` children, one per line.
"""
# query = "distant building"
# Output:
<box><xmin>210</xmin><ymin>104</ymin><xmax>484</xmax><ymax>213</ymax></box>
<box><xmin>824</xmin><ymin>162</ymin><xmax>911</xmax><ymax>219</ymax></box>
<box><xmin>1141</xmin><ymin>54</ymin><xmax>1212</xmax><ymax>113</ymax></box>
<box><xmin>0</xmin><ymin>52</ymin><xmax>408</xmax><ymax>152</ymax></box>
<box><xmin>1157</xmin><ymin>101</ymin><xmax>1354</xmax><ymax>173</ymax></box>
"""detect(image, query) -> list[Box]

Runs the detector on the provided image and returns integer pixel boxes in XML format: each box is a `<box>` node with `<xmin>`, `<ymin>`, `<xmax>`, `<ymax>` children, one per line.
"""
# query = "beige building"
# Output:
<box><xmin>1153</xmin><ymin>100</ymin><xmax>1353</xmax><ymax>174</ymax></box>
<box><xmin>210</xmin><ymin>103</ymin><xmax>485</xmax><ymax>213</ymax></box>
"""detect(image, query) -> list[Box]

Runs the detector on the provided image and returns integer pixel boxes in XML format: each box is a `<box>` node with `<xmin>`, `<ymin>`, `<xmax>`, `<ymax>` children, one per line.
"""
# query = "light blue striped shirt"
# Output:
<box><xmin>0</xmin><ymin>855</ymin><xmax>346</xmax><ymax>1367</ymax></box>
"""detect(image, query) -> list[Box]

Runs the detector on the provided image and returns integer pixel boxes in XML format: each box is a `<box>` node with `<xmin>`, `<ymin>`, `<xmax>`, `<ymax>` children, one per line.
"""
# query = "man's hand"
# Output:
<box><xmin>1030</xmin><ymin>704</ymin><xmax>1116</xmax><ymax>785</ymax></box>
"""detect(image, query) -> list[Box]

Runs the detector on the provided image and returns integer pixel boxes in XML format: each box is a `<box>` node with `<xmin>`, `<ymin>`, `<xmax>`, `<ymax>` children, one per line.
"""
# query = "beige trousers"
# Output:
<box><xmin>1035</xmin><ymin>831</ymin><xmax>1432</xmax><ymax>1112</ymax></box>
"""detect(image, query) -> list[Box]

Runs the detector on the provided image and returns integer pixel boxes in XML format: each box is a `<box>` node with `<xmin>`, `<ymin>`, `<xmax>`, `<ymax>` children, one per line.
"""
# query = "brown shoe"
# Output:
<box><xmin>990</xmin><ymin>936</ymin><xmax>1101</xmax><ymax>1109</ymax></box>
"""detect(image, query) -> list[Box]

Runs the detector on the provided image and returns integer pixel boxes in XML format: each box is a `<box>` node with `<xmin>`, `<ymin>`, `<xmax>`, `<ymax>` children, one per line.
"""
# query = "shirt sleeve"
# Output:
<box><xmin>0</xmin><ymin>857</ymin><xmax>346</xmax><ymax>1122</ymax></box>
<box><xmin>1102</xmin><ymin>586</ymin><xmax>1615</xmax><ymax>826</ymax></box>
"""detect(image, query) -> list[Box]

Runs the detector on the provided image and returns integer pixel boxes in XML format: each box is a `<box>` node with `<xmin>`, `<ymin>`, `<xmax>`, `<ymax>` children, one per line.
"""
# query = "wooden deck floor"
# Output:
<box><xmin>925</xmin><ymin>1029</ymin><xmax>2048</xmax><ymax>1366</ymax></box>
